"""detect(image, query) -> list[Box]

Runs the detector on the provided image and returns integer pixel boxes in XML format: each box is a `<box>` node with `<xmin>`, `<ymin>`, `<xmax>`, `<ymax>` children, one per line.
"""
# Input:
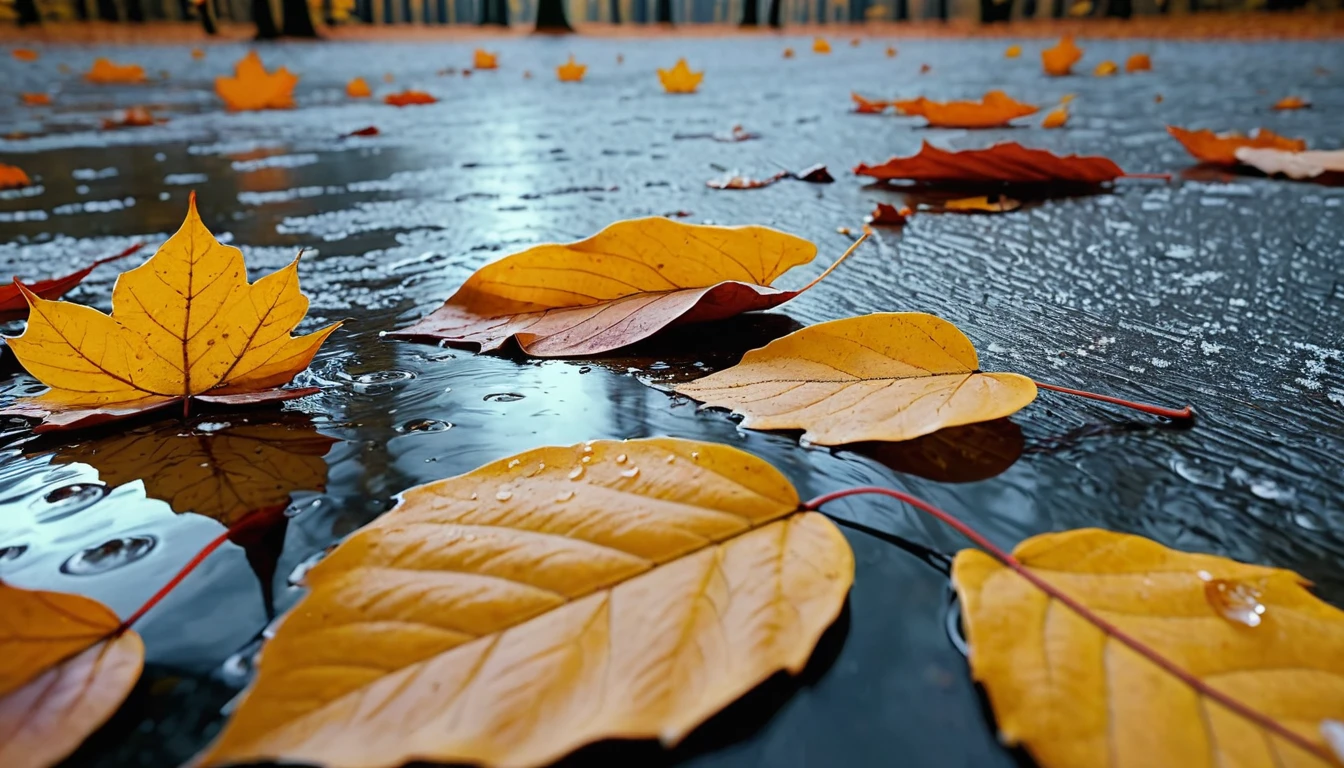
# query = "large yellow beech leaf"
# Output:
<box><xmin>0</xmin><ymin>193</ymin><xmax>339</xmax><ymax>432</ymax></box>
<box><xmin>391</xmin><ymin>218</ymin><xmax>832</xmax><ymax>357</ymax></box>
<box><xmin>952</xmin><ymin>528</ymin><xmax>1344</xmax><ymax>768</ymax></box>
<box><xmin>198</xmin><ymin>437</ymin><xmax>853</xmax><ymax>768</ymax></box>
<box><xmin>0</xmin><ymin>583</ymin><xmax>144</xmax><ymax>768</ymax></box>
<box><xmin>675</xmin><ymin>312</ymin><xmax>1037</xmax><ymax>445</ymax></box>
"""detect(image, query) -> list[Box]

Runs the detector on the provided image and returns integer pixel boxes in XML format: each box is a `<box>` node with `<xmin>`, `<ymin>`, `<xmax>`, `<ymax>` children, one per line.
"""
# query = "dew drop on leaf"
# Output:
<box><xmin>495</xmin><ymin>489</ymin><xmax>513</xmax><ymax>501</ymax></box>
<box><xmin>615</xmin><ymin>453</ymin><xmax>628</xmax><ymax>464</ymax></box>
<box><xmin>621</xmin><ymin>466</ymin><xmax>640</xmax><ymax>479</ymax></box>
<box><xmin>568</xmin><ymin>466</ymin><xmax>585</xmax><ymax>480</ymax></box>
<box><xmin>1198</xmin><ymin>570</ymin><xmax>1267</xmax><ymax>627</ymax></box>
<box><xmin>555</xmin><ymin>490</ymin><xmax>575</xmax><ymax>502</ymax></box>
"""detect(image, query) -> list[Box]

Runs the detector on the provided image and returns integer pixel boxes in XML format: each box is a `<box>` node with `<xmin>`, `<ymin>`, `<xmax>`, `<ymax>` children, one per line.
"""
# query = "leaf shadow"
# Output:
<box><xmin>859</xmin><ymin>180</ymin><xmax>1113</xmax><ymax>211</ymax></box>
<box><xmin>1178</xmin><ymin>164</ymin><xmax>1344</xmax><ymax>187</ymax></box>
<box><xmin>840</xmin><ymin>418</ymin><xmax>1025</xmax><ymax>484</ymax></box>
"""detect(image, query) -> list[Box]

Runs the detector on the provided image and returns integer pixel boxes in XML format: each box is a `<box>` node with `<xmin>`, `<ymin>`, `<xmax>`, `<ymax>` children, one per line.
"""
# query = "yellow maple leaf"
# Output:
<box><xmin>658</xmin><ymin>57</ymin><xmax>704</xmax><ymax>93</ymax></box>
<box><xmin>953</xmin><ymin>528</ymin><xmax>1344</xmax><ymax>768</ymax></box>
<box><xmin>474</xmin><ymin>48</ymin><xmax>498</xmax><ymax>69</ymax></box>
<box><xmin>0</xmin><ymin>583</ymin><xmax>143</xmax><ymax>768</ymax></box>
<box><xmin>556</xmin><ymin>54</ymin><xmax>586</xmax><ymax>82</ymax></box>
<box><xmin>676</xmin><ymin>312</ymin><xmax>1038</xmax><ymax>445</ymax></box>
<box><xmin>215</xmin><ymin>51</ymin><xmax>298</xmax><ymax>112</ymax></box>
<box><xmin>85</xmin><ymin>58</ymin><xmax>147</xmax><ymax>84</ymax></box>
<box><xmin>1</xmin><ymin>194</ymin><xmax>339</xmax><ymax>432</ymax></box>
<box><xmin>1042</xmin><ymin>36</ymin><xmax>1083</xmax><ymax>77</ymax></box>
<box><xmin>197</xmin><ymin>437</ymin><xmax>853</xmax><ymax>768</ymax></box>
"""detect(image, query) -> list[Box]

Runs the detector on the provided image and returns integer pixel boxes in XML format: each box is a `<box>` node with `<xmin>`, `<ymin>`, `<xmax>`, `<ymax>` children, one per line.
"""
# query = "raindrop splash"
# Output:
<box><xmin>484</xmin><ymin>392</ymin><xmax>525</xmax><ymax>403</ymax></box>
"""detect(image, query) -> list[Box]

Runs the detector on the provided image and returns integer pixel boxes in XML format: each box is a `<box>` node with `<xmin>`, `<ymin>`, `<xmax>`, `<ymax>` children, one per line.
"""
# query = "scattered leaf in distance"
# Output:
<box><xmin>1068</xmin><ymin>0</ymin><xmax>1092</xmax><ymax>13</ymax></box>
<box><xmin>943</xmin><ymin>195</ymin><xmax>1021</xmax><ymax>213</ymax></box>
<box><xmin>1233</xmin><ymin>147</ymin><xmax>1344</xmax><ymax>179</ymax></box>
<box><xmin>191</xmin><ymin>47</ymin><xmax>205</xmax><ymax>60</ymax></box>
<box><xmin>919</xmin><ymin>63</ymin><xmax>931</xmax><ymax>74</ymax></box>
<box><xmin>886</xmin><ymin>46</ymin><xmax>896</xmax><ymax>57</ymax></box>
<box><xmin>1155</xmin><ymin>93</ymin><xmax>1164</xmax><ymax>103</ymax></box>
<box><xmin>813</xmin><ymin>37</ymin><xmax>831</xmax><ymax>54</ymax></box>
<box><xmin>11</xmin><ymin>48</ymin><xmax>39</xmax><ymax>61</ymax></box>
<box><xmin>215</xmin><ymin>51</ymin><xmax>297</xmax><ymax>111</ymax></box>
<box><xmin>783</xmin><ymin>47</ymin><xmax>795</xmax><ymax>58</ymax></box>
<box><xmin>101</xmin><ymin>106</ymin><xmax>162</xmax><ymax>130</ymax></box>
<box><xmin>85</xmin><ymin>58</ymin><xmax>147</xmax><ymax>84</ymax></box>
<box><xmin>345</xmin><ymin>77</ymin><xmax>371</xmax><ymax>97</ymax></box>
<box><xmin>850</xmin><ymin>37</ymin><xmax>861</xmax><ymax>47</ymax></box>
<box><xmin>1094</xmin><ymin>60</ymin><xmax>1118</xmax><ymax>76</ymax></box>
<box><xmin>867</xmin><ymin>202</ymin><xmax>911</xmax><ymax>226</ymax></box>
<box><xmin>1167</xmin><ymin>126</ymin><xmax>1306</xmax><ymax>165</ymax></box>
<box><xmin>197</xmin><ymin>437</ymin><xmax>853</xmax><ymax>768</ymax></box>
<box><xmin>1005</xmin><ymin>44</ymin><xmax>1022</xmax><ymax>58</ymax></box>
<box><xmin>676</xmin><ymin>312</ymin><xmax>1038</xmax><ymax>445</ymax></box>
<box><xmin>658</xmin><ymin>58</ymin><xmax>703</xmax><ymax>93</ymax></box>
<box><xmin>1042</xmin><ymin>36</ymin><xmax>1082</xmax><ymax>76</ymax></box>
<box><xmin>384</xmin><ymin>89</ymin><xmax>436</xmax><ymax>106</ymax></box>
<box><xmin>347</xmin><ymin>125</ymin><xmax>380</xmax><ymax>137</ymax></box>
<box><xmin>1125</xmin><ymin>52</ymin><xmax>1152</xmax><ymax>72</ymax></box>
<box><xmin>0</xmin><ymin>243</ymin><xmax>141</xmax><ymax>320</ymax></box>
<box><xmin>382</xmin><ymin>73</ymin><xmax>394</xmax><ymax>83</ymax></box>
<box><xmin>21</xmin><ymin>93</ymin><xmax>51</xmax><ymax>106</ymax></box>
<box><xmin>557</xmin><ymin>54</ymin><xmax>586</xmax><ymax>82</ymax></box>
<box><xmin>855</xmin><ymin>141</ymin><xmax>1125</xmax><ymax>185</ymax></box>
<box><xmin>1042</xmin><ymin>106</ymin><xmax>1069</xmax><ymax>128</ymax></box>
<box><xmin>894</xmin><ymin>90</ymin><xmax>1038</xmax><ymax>128</ymax></box>
<box><xmin>474</xmin><ymin>49</ymin><xmax>498</xmax><ymax>69</ymax></box>
<box><xmin>708</xmin><ymin>171</ymin><xmax>788</xmax><ymax>190</ymax></box>
<box><xmin>1272</xmin><ymin>95</ymin><xmax>1310</xmax><ymax>110</ymax></box>
<box><xmin>852</xmin><ymin>92</ymin><xmax>891</xmax><ymax>114</ymax></box>
<box><xmin>0</xmin><ymin>164</ymin><xmax>32</xmax><ymax>190</ymax></box>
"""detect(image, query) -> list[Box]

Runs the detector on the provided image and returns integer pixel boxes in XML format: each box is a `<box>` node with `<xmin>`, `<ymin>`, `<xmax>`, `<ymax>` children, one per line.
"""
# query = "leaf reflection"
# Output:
<box><xmin>845</xmin><ymin>418</ymin><xmax>1024</xmax><ymax>484</ymax></box>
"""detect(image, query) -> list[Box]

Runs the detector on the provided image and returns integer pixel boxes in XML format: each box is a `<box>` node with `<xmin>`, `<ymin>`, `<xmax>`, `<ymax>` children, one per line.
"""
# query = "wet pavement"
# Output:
<box><xmin>1</xmin><ymin>34</ymin><xmax>1342</xmax><ymax>768</ymax></box>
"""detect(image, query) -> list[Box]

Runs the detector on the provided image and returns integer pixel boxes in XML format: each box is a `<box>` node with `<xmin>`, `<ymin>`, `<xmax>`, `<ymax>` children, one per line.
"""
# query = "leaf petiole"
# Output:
<box><xmin>1033</xmin><ymin>380</ymin><xmax>1194</xmax><ymax>421</ymax></box>
<box><xmin>796</xmin><ymin>231</ymin><xmax>869</xmax><ymax>296</ymax></box>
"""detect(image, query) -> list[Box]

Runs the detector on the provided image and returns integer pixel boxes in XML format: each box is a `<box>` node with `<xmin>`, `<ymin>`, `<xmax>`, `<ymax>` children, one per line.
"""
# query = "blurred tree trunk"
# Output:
<box><xmin>631</xmin><ymin>0</ymin><xmax>647</xmax><ymax>20</ymax></box>
<box><xmin>609</xmin><ymin>0</ymin><xmax>620</xmax><ymax>22</ymax></box>
<box><xmin>1050</xmin><ymin>0</ymin><xmax>1064</xmax><ymax>16</ymax></box>
<box><xmin>479</xmin><ymin>0</ymin><xmax>508</xmax><ymax>24</ymax></box>
<box><xmin>126</xmin><ymin>0</ymin><xmax>146</xmax><ymax>20</ymax></box>
<box><xmin>281</xmin><ymin>0</ymin><xmax>320</xmax><ymax>36</ymax></box>
<box><xmin>16</xmin><ymin>0</ymin><xmax>41</xmax><ymax>24</ymax></box>
<box><xmin>535</xmin><ymin>0</ymin><xmax>573</xmax><ymax>29</ymax></box>
<box><xmin>740</xmin><ymin>0</ymin><xmax>757</xmax><ymax>24</ymax></box>
<box><xmin>892</xmin><ymin>0</ymin><xmax>906</xmax><ymax>17</ymax></box>
<box><xmin>96</xmin><ymin>0</ymin><xmax>120</xmax><ymax>20</ymax></box>
<box><xmin>766</xmin><ymin>0</ymin><xmax>780</xmax><ymax>25</ymax></box>
<box><xmin>654</xmin><ymin>0</ymin><xmax>671</xmax><ymax>21</ymax></box>
<box><xmin>1103</xmin><ymin>0</ymin><xmax>1130</xmax><ymax>16</ymax></box>
<box><xmin>848</xmin><ymin>0</ymin><xmax>865</xmax><ymax>20</ymax></box>
<box><xmin>254</xmin><ymin>0</ymin><xmax>281</xmax><ymax>38</ymax></box>
<box><xmin>979</xmin><ymin>0</ymin><xmax>1011</xmax><ymax>21</ymax></box>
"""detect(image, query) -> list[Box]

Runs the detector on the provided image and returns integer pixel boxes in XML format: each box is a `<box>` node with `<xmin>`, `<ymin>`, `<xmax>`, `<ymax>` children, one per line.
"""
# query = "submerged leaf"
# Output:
<box><xmin>894</xmin><ymin>91</ymin><xmax>1038</xmax><ymax>128</ymax></box>
<box><xmin>1042</xmin><ymin>36</ymin><xmax>1082</xmax><ymax>76</ymax></box>
<box><xmin>0</xmin><ymin>583</ymin><xmax>143</xmax><ymax>768</ymax></box>
<box><xmin>1167</xmin><ymin>126</ymin><xmax>1307</xmax><ymax>165</ymax></box>
<box><xmin>855</xmin><ymin>141</ymin><xmax>1125</xmax><ymax>185</ymax></box>
<box><xmin>658</xmin><ymin>58</ymin><xmax>703</xmax><ymax>93</ymax></box>
<box><xmin>676</xmin><ymin>312</ymin><xmax>1037</xmax><ymax>445</ymax></box>
<box><xmin>0</xmin><ymin>194</ymin><xmax>338</xmax><ymax>432</ymax></box>
<box><xmin>953</xmin><ymin>528</ymin><xmax>1344</xmax><ymax>768</ymax></box>
<box><xmin>215</xmin><ymin>52</ymin><xmax>297</xmax><ymax>111</ymax></box>
<box><xmin>391</xmin><ymin>218</ymin><xmax>838</xmax><ymax>357</ymax></box>
<box><xmin>198</xmin><ymin>437</ymin><xmax>853</xmax><ymax>768</ymax></box>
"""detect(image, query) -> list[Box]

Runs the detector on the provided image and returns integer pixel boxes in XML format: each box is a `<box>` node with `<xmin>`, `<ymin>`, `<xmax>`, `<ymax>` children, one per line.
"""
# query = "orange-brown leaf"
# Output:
<box><xmin>0</xmin><ymin>243</ymin><xmax>140</xmax><ymax>319</ymax></box>
<box><xmin>1125</xmin><ymin>52</ymin><xmax>1152</xmax><ymax>72</ymax></box>
<box><xmin>1041</xmin><ymin>106</ymin><xmax>1068</xmax><ymax>129</ymax></box>
<box><xmin>345</xmin><ymin>77</ymin><xmax>371</xmax><ymax>98</ymax></box>
<box><xmin>943</xmin><ymin>195</ymin><xmax>1021</xmax><ymax>213</ymax></box>
<box><xmin>215</xmin><ymin>51</ymin><xmax>297</xmax><ymax>111</ymax></box>
<box><xmin>474</xmin><ymin>49</ymin><xmax>498</xmax><ymax>69</ymax></box>
<box><xmin>0</xmin><ymin>583</ymin><xmax>143</xmax><ymax>768</ymax></box>
<box><xmin>1272</xmin><ymin>95</ymin><xmax>1310</xmax><ymax>110</ymax></box>
<box><xmin>851</xmin><ymin>92</ymin><xmax>891</xmax><ymax>114</ymax></box>
<box><xmin>855</xmin><ymin>141</ymin><xmax>1125</xmax><ymax>185</ymax></box>
<box><xmin>1094</xmin><ymin>59</ymin><xmax>1118</xmax><ymax>77</ymax></box>
<box><xmin>0</xmin><ymin>163</ymin><xmax>31</xmax><ymax>190</ymax></box>
<box><xmin>85</xmin><ymin>58</ymin><xmax>146</xmax><ymax>84</ymax></box>
<box><xmin>893</xmin><ymin>90</ymin><xmax>1038</xmax><ymax>128</ymax></box>
<box><xmin>867</xmin><ymin>202</ymin><xmax>911</xmax><ymax>226</ymax></box>
<box><xmin>101</xmin><ymin>106</ymin><xmax>161</xmax><ymax>130</ymax></box>
<box><xmin>1041</xmin><ymin>36</ymin><xmax>1082</xmax><ymax>76</ymax></box>
<box><xmin>384</xmin><ymin>89</ymin><xmax>436</xmax><ymax>106</ymax></box>
<box><xmin>21</xmin><ymin>93</ymin><xmax>50</xmax><ymax>106</ymax></box>
<box><xmin>1167</xmin><ymin>126</ymin><xmax>1307</xmax><ymax>165</ymax></box>
<box><xmin>1005</xmin><ymin>44</ymin><xmax>1022</xmax><ymax>58</ymax></box>
<box><xmin>11</xmin><ymin>48</ymin><xmax>39</xmax><ymax>61</ymax></box>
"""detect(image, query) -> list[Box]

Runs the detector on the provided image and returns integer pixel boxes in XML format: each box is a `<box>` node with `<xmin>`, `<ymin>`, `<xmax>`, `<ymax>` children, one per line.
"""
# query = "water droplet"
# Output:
<box><xmin>555</xmin><ymin>490</ymin><xmax>575</xmax><ymax>502</ymax></box>
<box><xmin>507</xmin><ymin>459</ymin><xmax>521</xmax><ymax>469</ymax></box>
<box><xmin>537</xmin><ymin>462</ymin><xmax>545</xmax><ymax>471</ymax></box>
<box><xmin>568</xmin><ymin>465</ymin><xmax>585</xmax><ymax>480</ymax></box>
<box><xmin>621</xmin><ymin>466</ymin><xmax>640</xmax><ymax>479</ymax></box>
<box><xmin>581</xmin><ymin>456</ymin><xmax>592</xmax><ymax>464</ymax></box>
<box><xmin>36</xmin><ymin>483</ymin><xmax>110</xmax><ymax>522</ymax></box>
<box><xmin>615</xmin><ymin>453</ymin><xmax>628</xmax><ymax>464</ymax></box>
<box><xmin>495</xmin><ymin>489</ymin><xmax>513</xmax><ymax>501</ymax></box>
<box><xmin>691</xmin><ymin>451</ymin><xmax>700</xmax><ymax>460</ymax></box>
<box><xmin>665</xmin><ymin>454</ymin><xmax>676</xmax><ymax>464</ymax></box>
<box><xmin>484</xmin><ymin>392</ymin><xmax>525</xmax><ymax>403</ymax></box>
<box><xmin>0</xmin><ymin>544</ymin><xmax>28</xmax><ymax>564</ymax></box>
<box><xmin>397</xmin><ymin>418</ymin><xmax>452</xmax><ymax>433</ymax></box>
<box><xmin>470</xmin><ymin>492</ymin><xmax>478</xmax><ymax>500</ymax></box>
<box><xmin>1198</xmin><ymin>571</ymin><xmax>1267</xmax><ymax>627</ymax></box>
<box><xmin>338</xmin><ymin>369</ymin><xmax>415</xmax><ymax>395</ymax></box>
<box><xmin>582</xmin><ymin>443</ymin><xmax>594</xmax><ymax>453</ymax></box>
<box><xmin>60</xmin><ymin>535</ymin><xmax>156</xmax><ymax>576</ymax></box>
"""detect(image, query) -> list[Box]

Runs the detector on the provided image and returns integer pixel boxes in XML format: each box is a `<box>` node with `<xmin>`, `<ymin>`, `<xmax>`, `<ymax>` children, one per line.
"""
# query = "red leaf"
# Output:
<box><xmin>854</xmin><ymin>141</ymin><xmax>1126</xmax><ymax>185</ymax></box>
<box><xmin>867</xmin><ymin>202</ymin><xmax>912</xmax><ymax>226</ymax></box>
<box><xmin>347</xmin><ymin>125</ymin><xmax>380</xmax><ymax>137</ymax></box>
<box><xmin>0</xmin><ymin>243</ymin><xmax>143</xmax><ymax>319</ymax></box>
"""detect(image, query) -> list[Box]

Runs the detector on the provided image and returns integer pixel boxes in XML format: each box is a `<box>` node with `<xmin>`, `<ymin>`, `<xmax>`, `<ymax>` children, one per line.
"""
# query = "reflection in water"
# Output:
<box><xmin>36</xmin><ymin>481</ymin><xmax>112</xmax><ymax>521</ymax></box>
<box><xmin>845</xmin><ymin>419</ymin><xmax>1025</xmax><ymax>484</ymax></box>
<box><xmin>61</xmin><ymin>535</ymin><xmax>157</xmax><ymax>576</ymax></box>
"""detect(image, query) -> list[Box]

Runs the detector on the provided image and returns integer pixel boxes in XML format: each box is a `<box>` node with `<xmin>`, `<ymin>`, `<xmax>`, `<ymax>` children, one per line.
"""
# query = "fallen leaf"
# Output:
<box><xmin>1005</xmin><ymin>44</ymin><xmax>1022</xmax><ymax>58</ymax></box>
<box><xmin>886</xmin><ymin>46</ymin><xmax>896</xmax><ymax>57</ymax></box>
<box><xmin>851</xmin><ymin>92</ymin><xmax>891</xmax><ymax>114</ymax></box>
<box><xmin>85</xmin><ymin>58</ymin><xmax>147</xmax><ymax>84</ymax></box>
<box><xmin>215</xmin><ymin>51</ymin><xmax>297</xmax><ymax>111</ymax></box>
<box><xmin>675</xmin><ymin>312</ymin><xmax>1037</xmax><ymax>445</ymax></box>
<box><xmin>523</xmin><ymin>70</ymin><xmax>532</xmax><ymax>79</ymax></box>
<box><xmin>101</xmin><ymin>106</ymin><xmax>162</xmax><ymax>130</ymax></box>
<box><xmin>347</xmin><ymin>125</ymin><xmax>380</xmax><ymax>137</ymax></box>
<box><xmin>1042</xmin><ymin>36</ymin><xmax>1082</xmax><ymax>76</ymax></box>
<box><xmin>21</xmin><ymin>93</ymin><xmax>51</xmax><ymax>106</ymax></box>
<box><xmin>867</xmin><ymin>202</ymin><xmax>911</xmax><ymax>226</ymax></box>
<box><xmin>1155</xmin><ymin>93</ymin><xmax>1164</xmax><ymax>103</ymax></box>
<box><xmin>813</xmin><ymin>37</ymin><xmax>831</xmax><ymax>54</ymax></box>
<box><xmin>1125</xmin><ymin>52</ymin><xmax>1152</xmax><ymax>72</ymax></box>
<box><xmin>391</xmin><ymin>218</ymin><xmax>848</xmax><ymax>357</ymax></box>
<box><xmin>1041</xmin><ymin>106</ymin><xmax>1069</xmax><ymax>128</ymax></box>
<box><xmin>197</xmin><ymin>437</ymin><xmax>853</xmax><ymax>768</ymax></box>
<box><xmin>707</xmin><ymin>171</ymin><xmax>788</xmax><ymax>190</ymax></box>
<box><xmin>384</xmin><ymin>89</ymin><xmax>437</xmax><ymax>106</ymax></box>
<box><xmin>1094</xmin><ymin>60</ymin><xmax>1118</xmax><ymax>77</ymax></box>
<box><xmin>783</xmin><ymin>47</ymin><xmax>795</xmax><ymax>58</ymax></box>
<box><xmin>0</xmin><ymin>243</ymin><xmax>142</xmax><ymax>320</ymax></box>
<box><xmin>855</xmin><ymin>141</ymin><xmax>1125</xmax><ymax>185</ymax></box>
<box><xmin>1272</xmin><ymin>95</ymin><xmax>1311</xmax><ymax>110</ymax></box>
<box><xmin>0</xmin><ymin>193</ymin><xmax>338</xmax><ymax>432</ymax></box>
<box><xmin>346</xmin><ymin>77</ymin><xmax>371</xmax><ymax>98</ymax></box>
<box><xmin>850</xmin><ymin>37</ymin><xmax>861</xmax><ymax>47</ymax></box>
<box><xmin>1233</xmin><ymin>147</ymin><xmax>1344</xmax><ymax>180</ymax></box>
<box><xmin>893</xmin><ymin>90</ymin><xmax>1038</xmax><ymax>128</ymax></box>
<box><xmin>616</xmin><ymin>53</ymin><xmax>624</xmax><ymax>64</ymax></box>
<box><xmin>1167</xmin><ymin>126</ymin><xmax>1307</xmax><ymax>165</ymax></box>
<box><xmin>556</xmin><ymin>54</ymin><xmax>586</xmax><ymax>82</ymax></box>
<box><xmin>952</xmin><ymin>528</ymin><xmax>1344</xmax><ymax>768</ymax></box>
<box><xmin>11</xmin><ymin>48</ymin><xmax>39</xmax><ymax>61</ymax></box>
<box><xmin>0</xmin><ymin>583</ymin><xmax>143</xmax><ymax>768</ymax></box>
<box><xmin>191</xmin><ymin>47</ymin><xmax>205</xmax><ymax>60</ymax></box>
<box><xmin>0</xmin><ymin>163</ymin><xmax>32</xmax><ymax>190</ymax></box>
<box><xmin>795</xmin><ymin>164</ymin><xmax>835</xmax><ymax>183</ymax></box>
<box><xmin>1060</xmin><ymin>93</ymin><xmax>1076</xmax><ymax>104</ymax></box>
<box><xmin>474</xmin><ymin>49</ymin><xmax>498</xmax><ymax>69</ymax></box>
<box><xmin>919</xmin><ymin>63</ymin><xmax>931</xmax><ymax>74</ymax></box>
<box><xmin>658</xmin><ymin>58</ymin><xmax>703</xmax><ymax>94</ymax></box>
<box><xmin>943</xmin><ymin>195</ymin><xmax>1021</xmax><ymax>213</ymax></box>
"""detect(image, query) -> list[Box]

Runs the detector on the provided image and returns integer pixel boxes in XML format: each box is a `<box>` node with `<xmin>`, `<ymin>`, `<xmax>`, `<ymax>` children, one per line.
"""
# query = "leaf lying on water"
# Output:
<box><xmin>658</xmin><ymin>58</ymin><xmax>703</xmax><ymax>93</ymax></box>
<box><xmin>1041</xmin><ymin>36</ymin><xmax>1082</xmax><ymax>76</ymax></box>
<box><xmin>85</xmin><ymin>58</ymin><xmax>146</xmax><ymax>84</ymax></box>
<box><xmin>893</xmin><ymin>91</ymin><xmax>1038</xmax><ymax>128</ymax></box>
<box><xmin>1233</xmin><ymin>147</ymin><xmax>1344</xmax><ymax>180</ymax></box>
<box><xmin>345</xmin><ymin>77</ymin><xmax>371</xmax><ymax>98</ymax></box>
<box><xmin>556</xmin><ymin>55</ymin><xmax>586</xmax><ymax>82</ymax></box>
<box><xmin>1126</xmin><ymin>52</ymin><xmax>1152</xmax><ymax>72</ymax></box>
<box><xmin>1167</xmin><ymin>126</ymin><xmax>1306</xmax><ymax>165</ymax></box>
<box><xmin>851</xmin><ymin>92</ymin><xmax>891</xmax><ymax>114</ymax></box>
<box><xmin>384</xmin><ymin>89</ymin><xmax>436</xmax><ymax>106</ymax></box>
<box><xmin>21</xmin><ymin>93</ymin><xmax>51</xmax><ymax>106</ymax></box>
<box><xmin>198</xmin><ymin>437</ymin><xmax>853</xmax><ymax>768</ymax></box>
<box><xmin>855</xmin><ymin>141</ymin><xmax>1125</xmax><ymax>185</ymax></box>
<box><xmin>1041</xmin><ymin>106</ymin><xmax>1068</xmax><ymax>129</ymax></box>
<box><xmin>101</xmin><ymin>106</ymin><xmax>163</xmax><ymax>130</ymax></box>
<box><xmin>474</xmin><ymin>49</ymin><xmax>498</xmax><ymax>69</ymax></box>
<box><xmin>0</xmin><ymin>163</ymin><xmax>32</xmax><ymax>190</ymax></box>
<box><xmin>0</xmin><ymin>583</ymin><xmax>143</xmax><ymax>768</ymax></box>
<box><xmin>953</xmin><ymin>528</ymin><xmax>1344</xmax><ymax>768</ymax></box>
<box><xmin>391</xmin><ymin>218</ymin><xmax>858</xmax><ymax>357</ymax></box>
<box><xmin>866</xmin><ymin>202</ymin><xmax>912</xmax><ymax>226</ymax></box>
<box><xmin>1272</xmin><ymin>95</ymin><xmax>1310</xmax><ymax>110</ymax></box>
<box><xmin>1093</xmin><ymin>60</ymin><xmax>1118</xmax><ymax>77</ymax></box>
<box><xmin>0</xmin><ymin>193</ymin><xmax>338</xmax><ymax>432</ymax></box>
<box><xmin>675</xmin><ymin>312</ymin><xmax>1037</xmax><ymax>445</ymax></box>
<box><xmin>215</xmin><ymin>51</ymin><xmax>297</xmax><ymax>112</ymax></box>
<box><xmin>12</xmin><ymin>48</ymin><xmax>39</xmax><ymax>61</ymax></box>
<box><xmin>0</xmin><ymin>242</ymin><xmax>142</xmax><ymax>321</ymax></box>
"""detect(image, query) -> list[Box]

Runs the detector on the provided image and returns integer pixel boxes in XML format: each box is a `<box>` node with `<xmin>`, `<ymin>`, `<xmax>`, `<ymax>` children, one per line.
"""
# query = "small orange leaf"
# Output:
<box><xmin>851</xmin><ymin>92</ymin><xmax>891</xmax><ymax>114</ymax></box>
<box><xmin>556</xmin><ymin>54</ymin><xmax>586</xmax><ymax>82</ymax></box>
<box><xmin>919</xmin><ymin>63</ymin><xmax>931</xmax><ymax>74</ymax></box>
<box><xmin>813</xmin><ymin>37</ymin><xmax>831</xmax><ymax>54</ymax></box>
<box><xmin>215</xmin><ymin>51</ymin><xmax>297</xmax><ymax>111</ymax></box>
<box><xmin>384</xmin><ymin>89</ymin><xmax>437</xmax><ymax>106</ymax></box>
<box><xmin>0</xmin><ymin>164</ymin><xmax>32</xmax><ymax>190</ymax></box>
<box><xmin>1094</xmin><ymin>60</ymin><xmax>1118</xmax><ymax>77</ymax></box>
<box><xmin>21</xmin><ymin>92</ymin><xmax>51</xmax><ymax>106</ymax></box>
<box><xmin>850</xmin><ymin>37</ymin><xmax>861</xmax><ymax>47</ymax></box>
<box><xmin>1167</xmin><ymin>125</ymin><xmax>1307</xmax><ymax>165</ymax></box>
<box><xmin>658</xmin><ymin>58</ymin><xmax>703</xmax><ymax>94</ymax></box>
<box><xmin>1005</xmin><ymin>44</ymin><xmax>1022</xmax><ymax>58</ymax></box>
<box><xmin>346</xmin><ymin>76</ymin><xmax>371</xmax><ymax>98</ymax></box>
<box><xmin>1042</xmin><ymin>36</ymin><xmax>1082</xmax><ymax>76</ymax></box>
<box><xmin>85</xmin><ymin>58</ymin><xmax>147</xmax><ymax>84</ymax></box>
<box><xmin>886</xmin><ymin>46</ymin><xmax>896</xmax><ymax>57</ymax></box>
<box><xmin>473</xmin><ymin>49</ymin><xmax>498</xmax><ymax>69</ymax></box>
<box><xmin>856</xmin><ymin>141</ymin><xmax>1125</xmax><ymax>185</ymax></box>
<box><xmin>101</xmin><ymin>106</ymin><xmax>162</xmax><ymax>129</ymax></box>
<box><xmin>11</xmin><ymin>48</ymin><xmax>39</xmax><ymax>61</ymax></box>
<box><xmin>1041</xmin><ymin>106</ymin><xmax>1068</xmax><ymax>128</ymax></box>
<box><xmin>191</xmin><ymin>47</ymin><xmax>206</xmax><ymax>60</ymax></box>
<box><xmin>783</xmin><ymin>47</ymin><xmax>795</xmax><ymax>58</ymax></box>
<box><xmin>1272</xmin><ymin>95</ymin><xmax>1310</xmax><ymax>110</ymax></box>
<box><xmin>943</xmin><ymin>195</ymin><xmax>1021</xmax><ymax>213</ymax></box>
<box><xmin>1125</xmin><ymin>52</ymin><xmax>1152</xmax><ymax>72</ymax></box>
<box><xmin>867</xmin><ymin>202</ymin><xmax>911</xmax><ymax>226</ymax></box>
<box><xmin>894</xmin><ymin>90</ymin><xmax>1038</xmax><ymax>128</ymax></box>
